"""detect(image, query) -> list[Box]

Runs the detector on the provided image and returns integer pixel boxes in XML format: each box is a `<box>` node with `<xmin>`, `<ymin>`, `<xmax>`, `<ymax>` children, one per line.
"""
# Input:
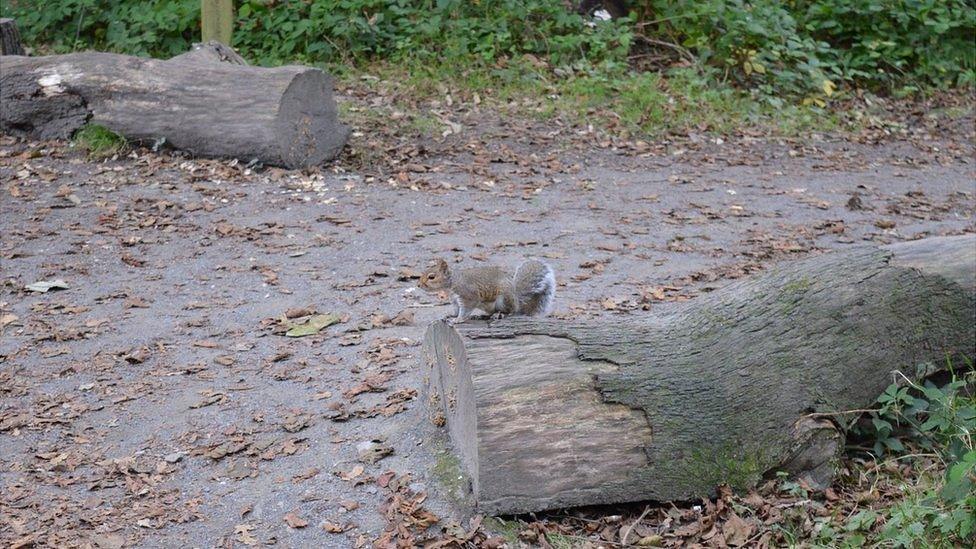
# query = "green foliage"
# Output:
<box><xmin>636</xmin><ymin>0</ymin><xmax>976</xmax><ymax>98</ymax></box>
<box><xmin>3</xmin><ymin>0</ymin><xmax>199</xmax><ymax>57</ymax></box>
<box><xmin>3</xmin><ymin>1</ymin><xmax>632</xmax><ymax>69</ymax></box>
<box><xmin>850</xmin><ymin>363</ymin><xmax>976</xmax><ymax>546</ymax></box>
<box><xmin>233</xmin><ymin>0</ymin><xmax>632</xmax><ymax>69</ymax></box>
<box><xmin>72</xmin><ymin>124</ymin><xmax>126</xmax><ymax>158</ymax></box>
<box><xmin>5</xmin><ymin>0</ymin><xmax>971</xmax><ymax>100</ymax></box>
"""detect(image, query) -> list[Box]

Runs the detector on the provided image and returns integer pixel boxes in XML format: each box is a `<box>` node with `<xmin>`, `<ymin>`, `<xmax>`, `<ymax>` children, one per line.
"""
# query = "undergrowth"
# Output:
<box><xmin>4</xmin><ymin>1</ymin><xmax>973</xmax><ymax>139</ymax></box>
<box><xmin>6</xmin><ymin>1</ymin><xmax>973</xmax><ymax>99</ymax></box>
<box><xmin>834</xmin><ymin>361</ymin><xmax>976</xmax><ymax>547</ymax></box>
<box><xmin>72</xmin><ymin>124</ymin><xmax>127</xmax><ymax>159</ymax></box>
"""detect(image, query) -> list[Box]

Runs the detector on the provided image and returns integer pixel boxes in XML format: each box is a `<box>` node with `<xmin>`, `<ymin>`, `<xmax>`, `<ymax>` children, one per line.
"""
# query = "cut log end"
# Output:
<box><xmin>276</xmin><ymin>70</ymin><xmax>350</xmax><ymax>168</ymax></box>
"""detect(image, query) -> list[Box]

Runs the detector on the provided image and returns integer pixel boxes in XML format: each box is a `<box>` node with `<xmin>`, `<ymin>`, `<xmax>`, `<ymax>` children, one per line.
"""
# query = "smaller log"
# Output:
<box><xmin>0</xmin><ymin>45</ymin><xmax>349</xmax><ymax>168</ymax></box>
<box><xmin>0</xmin><ymin>18</ymin><xmax>25</xmax><ymax>56</ymax></box>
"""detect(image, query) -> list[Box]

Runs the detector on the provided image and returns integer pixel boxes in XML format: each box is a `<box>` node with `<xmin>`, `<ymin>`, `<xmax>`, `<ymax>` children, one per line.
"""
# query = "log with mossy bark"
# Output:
<box><xmin>0</xmin><ymin>42</ymin><xmax>349</xmax><ymax>168</ymax></box>
<box><xmin>422</xmin><ymin>235</ymin><xmax>976</xmax><ymax>515</ymax></box>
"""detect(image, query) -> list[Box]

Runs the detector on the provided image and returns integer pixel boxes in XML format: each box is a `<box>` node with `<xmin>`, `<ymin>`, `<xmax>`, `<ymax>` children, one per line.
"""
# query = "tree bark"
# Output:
<box><xmin>0</xmin><ymin>45</ymin><xmax>349</xmax><ymax>168</ymax></box>
<box><xmin>422</xmin><ymin>235</ymin><xmax>976</xmax><ymax>515</ymax></box>
<box><xmin>0</xmin><ymin>18</ymin><xmax>25</xmax><ymax>56</ymax></box>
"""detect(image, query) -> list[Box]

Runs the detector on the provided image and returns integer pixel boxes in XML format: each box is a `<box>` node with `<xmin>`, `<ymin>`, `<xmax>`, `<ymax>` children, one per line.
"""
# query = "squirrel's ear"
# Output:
<box><xmin>436</xmin><ymin>258</ymin><xmax>448</xmax><ymax>271</ymax></box>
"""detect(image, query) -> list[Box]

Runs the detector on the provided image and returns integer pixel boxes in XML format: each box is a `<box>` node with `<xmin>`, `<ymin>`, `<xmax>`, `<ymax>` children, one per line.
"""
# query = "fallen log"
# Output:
<box><xmin>422</xmin><ymin>235</ymin><xmax>976</xmax><ymax>515</ymax></box>
<box><xmin>0</xmin><ymin>43</ymin><xmax>349</xmax><ymax>168</ymax></box>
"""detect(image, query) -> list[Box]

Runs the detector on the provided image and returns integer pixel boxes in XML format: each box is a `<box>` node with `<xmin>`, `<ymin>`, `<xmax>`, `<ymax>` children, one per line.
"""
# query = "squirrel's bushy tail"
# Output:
<box><xmin>514</xmin><ymin>259</ymin><xmax>555</xmax><ymax>316</ymax></box>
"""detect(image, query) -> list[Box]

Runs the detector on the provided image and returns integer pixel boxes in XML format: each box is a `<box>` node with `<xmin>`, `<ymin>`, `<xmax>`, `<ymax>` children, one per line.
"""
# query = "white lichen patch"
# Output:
<box><xmin>37</xmin><ymin>73</ymin><xmax>65</xmax><ymax>96</ymax></box>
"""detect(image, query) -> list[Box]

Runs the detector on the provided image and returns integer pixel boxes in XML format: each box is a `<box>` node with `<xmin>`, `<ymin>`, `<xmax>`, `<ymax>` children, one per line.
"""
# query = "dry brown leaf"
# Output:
<box><xmin>283</xmin><ymin>512</ymin><xmax>308</xmax><ymax>529</ymax></box>
<box><xmin>723</xmin><ymin>513</ymin><xmax>754</xmax><ymax>547</ymax></box>
<box><xmin>339</xmin><ymin>464</ymin><xmax>365</xmax><ymax>481</ymax></box>
<box><xmin>234</xmin><ymin>524</ymin><xmax>258</xmax><ymax>545</ymax></box>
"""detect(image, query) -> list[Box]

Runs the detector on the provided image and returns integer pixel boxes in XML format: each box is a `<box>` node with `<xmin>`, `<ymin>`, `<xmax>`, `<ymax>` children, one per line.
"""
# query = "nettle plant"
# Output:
<box><xmin>634</xmin><ymin>0</ymin><xmax>976</xmax><ymax>100</ymax></box>
<box><xmin>857</xmin><ymin>362</ymin><xmax>976</xmax><ymax>544</ymax></box>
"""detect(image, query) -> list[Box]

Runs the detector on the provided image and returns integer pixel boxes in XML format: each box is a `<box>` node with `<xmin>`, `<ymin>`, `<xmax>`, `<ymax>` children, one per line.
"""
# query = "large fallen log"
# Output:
<box><xmin>0</xmin><ymin>43</ymin><xmax>349</xmax><ymax>168</ymax></box>
<box><xmin>422</xmin><ymin>235</ymin><xmax>976</xmax><ymax>515</ymax></box>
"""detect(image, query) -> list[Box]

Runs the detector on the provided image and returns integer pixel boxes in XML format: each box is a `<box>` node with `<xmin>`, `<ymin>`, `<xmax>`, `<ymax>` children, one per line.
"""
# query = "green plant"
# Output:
<box><xmin>850</xmin><ymin>361</ymin><xmax>976</xmax><ymax>546</ymax></box>
<box><xmin>72</xmin><ymin>124</ymin><xmax>126</xmax><ymax>158</ymax></box>
<box><xmin>3</xmin><ymin>0</ymin><xmax>199</xmax><ymax>57</ymax></box>
<box><xmin>634</xmin><ymin>0</ymin><xmax>976</xmax><ymax>98</ymax></box>
<box><xmin>7</xmin><ymin>0</ymin><xmax>972</xmax><ymax>101</ymax></box>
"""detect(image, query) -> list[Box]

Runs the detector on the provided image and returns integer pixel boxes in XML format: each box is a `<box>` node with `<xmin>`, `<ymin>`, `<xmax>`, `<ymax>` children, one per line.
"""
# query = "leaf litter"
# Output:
<box><xmin>0</xmin><ymin>94</ymin><xmax>973</xmax><ymax>548</ymax></box>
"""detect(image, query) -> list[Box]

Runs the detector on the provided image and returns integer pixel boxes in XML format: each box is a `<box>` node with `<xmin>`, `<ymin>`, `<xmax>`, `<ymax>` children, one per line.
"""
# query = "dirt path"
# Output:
<box><xmin>1</xmin><ymin>123</ymin><xmax>973</xmax><ymax>548</ymax></box>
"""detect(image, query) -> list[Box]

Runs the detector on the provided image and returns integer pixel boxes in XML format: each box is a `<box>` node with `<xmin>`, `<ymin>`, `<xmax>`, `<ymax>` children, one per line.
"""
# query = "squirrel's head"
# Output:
<box><xmin>419</xmin><ymin>258</ymin><xmax>451</xmax><ymax>291</ymax></box>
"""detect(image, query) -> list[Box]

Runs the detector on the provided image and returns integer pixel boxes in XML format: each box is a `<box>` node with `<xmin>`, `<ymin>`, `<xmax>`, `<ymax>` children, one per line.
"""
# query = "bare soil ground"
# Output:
<box><xmin>1</xmin><ymin>107</ymin><xmax>974</xmax><ymax>548</ymax></box>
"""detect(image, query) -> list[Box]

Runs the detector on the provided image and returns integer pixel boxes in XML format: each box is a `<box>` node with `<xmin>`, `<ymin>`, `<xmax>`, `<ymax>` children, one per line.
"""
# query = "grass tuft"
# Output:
<box><xmin>72</xmin><ymin>124</ymin><xmax>127</xmax><ymax>159</ymax></box>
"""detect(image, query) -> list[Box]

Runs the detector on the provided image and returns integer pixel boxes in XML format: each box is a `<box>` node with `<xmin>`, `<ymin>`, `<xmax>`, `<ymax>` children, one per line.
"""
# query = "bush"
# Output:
<box><xmin>635</xmin><ymin>0</ymin><xmax>976</xmax><ymax>98</ymax></box>
<box><xmin>234</xmin><ymin>0</ymin><xmax>632</xmax><ymax>68</ymax></box>
<box><xmin>3</xmin><ymin>0</ymin><xmax>199</xmax><ymax>58</ymax></box>
<box><xmin>4</xmin><ymin>1</ymin><xmax>973</xmax><ymax>98</ymax></box>
<box><xmin>851</xmin><ymin>363</ymin><xmax>976</xmax><ymax>545</ymax></box>
<box><xmin>2</xmin><ymin>1</ymin><xmax>632</xmax><ymax>68</ymax></box>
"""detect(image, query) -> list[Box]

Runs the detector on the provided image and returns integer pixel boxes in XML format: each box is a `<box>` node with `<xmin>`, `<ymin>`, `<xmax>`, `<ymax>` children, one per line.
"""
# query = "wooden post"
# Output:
<box><xmin>0</xmin><ymin>18</ymin><xmax>26</xmax><ymax>55</ymax></box>
<box><xmin>201</xmin><ymin>0</ymin><xmax>234</xmax><ymax>45</ymax></box>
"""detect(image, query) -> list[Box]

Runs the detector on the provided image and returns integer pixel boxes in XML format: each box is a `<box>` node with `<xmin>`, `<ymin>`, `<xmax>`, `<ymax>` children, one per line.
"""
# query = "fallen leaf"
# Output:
<box><xmin>190</xmin><ymin>390</ymin><xmax>227</xmax><ymax>409</ymax></box>
<box><xmin>235</xmin><ymin>524</ymin><xmax>258</xmax><ymax>545</ymax></box>
<box><xmin>357</xmin><ymin>439</ymin><xmax>394</xmax><ymax>464</ymax></box>
<box><xmin>723</xmin><ymin>513</ymin><xmax>754</xmax><ymax>547</ymax></box>
<box><xmin>1</xmin><ymin>313</ymin><xmax>19</xmax><ymax>328</ymax></box>
<box><xmin>283</xmin><ymin>512</ymin><xmax>308</xmax><ymax>529</ymax></box>
<box><xmin>376</xmin><ymin>470</ymin><xmax>396</xmax><ymax>488</ymax></box>
<box><xmin>323</xmin><ymin>521</ymin><xmax>344</xmax><ymax>533</ymax></box>
<box><xmin>124</xmin><ymin>346</ymin><xmax>151</xmax><ymax>364</ymax></box>
<box><xmin>339</xmin><ymin>464</ymin><xmax>364</xmax><ymax>481</ymax></box>
<box><xmin>286</xmin><ymin>313</ymin><xmax>340</xmax><ymax>337</ymax></box>
<box><xmin>26</xmin><ymin>279</ymin><xmax>69</xmax><ymax>293</ymax></box>
<box><xmin>390</xmin><ymin>309</ymin><xmax>414</xmax><ymax>326</ymax></box>
<box><xmin>91</xmin><ymin>533</ymin><xmax>125</xmax><ymax>549</ymax></box>
<box><xmin>285</xmin><ymin>307</ymin><xmax>315</xmax><ymax>318</ymax></box>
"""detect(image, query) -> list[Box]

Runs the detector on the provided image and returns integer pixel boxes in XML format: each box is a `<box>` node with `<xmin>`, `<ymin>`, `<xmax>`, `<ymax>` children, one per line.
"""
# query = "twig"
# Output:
<box><xmin>545</xmin><ymin>532</ymin><xmax>639</xmax><ymax>548</ymax></box>
<box><xmin>620</xmin><ymin>505</ymin><xmax>652</xmax><ymax>546</ymax></box>
<box><xmin>633</xmin><ymin>33</ymin><xmax>697</xmax><ymax>66</ymax></box>
<box><xmin>803</xmin><ymin>408</ymin><xmax>880</xmax><ymax>418</ymax></box>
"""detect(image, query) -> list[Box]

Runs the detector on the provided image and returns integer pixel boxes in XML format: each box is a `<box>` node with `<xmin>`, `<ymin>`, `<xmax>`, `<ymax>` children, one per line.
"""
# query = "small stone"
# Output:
<box><xmin>164</xmin><ymin>452</ymin><xmax>183</xmax><ymax>463</ymax></box>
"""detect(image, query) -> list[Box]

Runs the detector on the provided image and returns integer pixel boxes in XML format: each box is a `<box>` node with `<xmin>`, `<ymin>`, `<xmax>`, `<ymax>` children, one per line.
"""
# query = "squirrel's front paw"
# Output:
<box><xmin>489</xmin><ymin>312</ymin><xmax>506</xmax><ymax>320</ymax></box>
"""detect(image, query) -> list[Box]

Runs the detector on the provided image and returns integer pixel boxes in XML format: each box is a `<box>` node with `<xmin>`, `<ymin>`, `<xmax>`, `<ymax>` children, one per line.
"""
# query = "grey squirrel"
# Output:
<box><xmin>419</xmin><ymin>258</ymin><xmax>555</xmax><ymax>323</ymax></box>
